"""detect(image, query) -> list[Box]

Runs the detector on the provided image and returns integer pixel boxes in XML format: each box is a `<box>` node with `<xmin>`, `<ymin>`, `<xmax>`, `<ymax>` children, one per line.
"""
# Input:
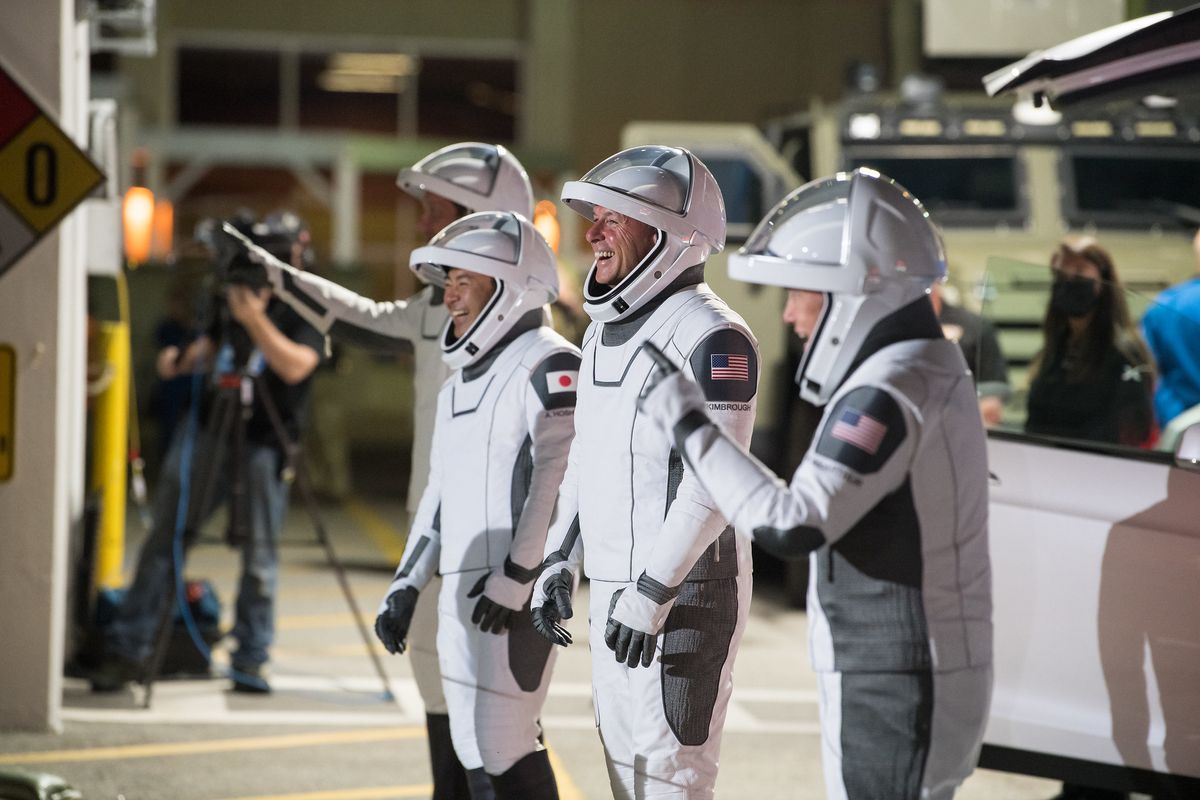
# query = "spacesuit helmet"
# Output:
<box><xmin>398</xmin><ymin>143</ymin><xmax>534</xmax><ymax>284</ymax></box>
<box><xmin>561</xmin><ymin>145</ymin><xmax>725</xmax><ymax>322</ymax></box>
<box><xmin>728</xmin><ymin>168</ymin><xmax>946</xmax><ymax>405</ymax></box>
<box><xmin>410</xmin><ymin>211</ymin><xmax>559</xmax><ymax>369</ymax></box>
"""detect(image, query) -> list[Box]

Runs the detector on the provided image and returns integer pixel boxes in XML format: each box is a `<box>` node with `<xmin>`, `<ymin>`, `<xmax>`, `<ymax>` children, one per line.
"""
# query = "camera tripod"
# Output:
<box><xmin>140</xmin><ymin>351</ymin><xmax>396</xmax><ymax>708</ymax></box>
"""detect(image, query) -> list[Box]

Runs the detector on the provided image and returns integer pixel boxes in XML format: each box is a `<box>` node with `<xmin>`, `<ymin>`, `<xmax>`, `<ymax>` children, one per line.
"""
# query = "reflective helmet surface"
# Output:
<box><xmin>728</xmin><ymin>168</ymin><xmax>946</xmax><ymax>404</ymax></box>
<box><xmin>561</xmin><ymin>145</ymin><xmax>726</xmax><ymax>322</ymax></box>
<box><xmin>410</xmin><ymin>211</ymin><xmax>558</xmax><ymax>369</ymax></box>
<box><xmin>397</xmin><ymin>142</ymin><xmax>534</xmax><ymax>218</ymax></box>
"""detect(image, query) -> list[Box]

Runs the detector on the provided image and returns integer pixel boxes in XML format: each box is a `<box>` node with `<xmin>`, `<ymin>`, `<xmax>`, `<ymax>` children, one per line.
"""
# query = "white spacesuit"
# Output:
<box><xmin>375</xmin><ymin>212</ymin><xmax>577</xmax><ymax>800</ymax></box>
<box><xmin>639</xmin><ymin>169</ymin><xmax>994</xmax><ymax>800</ymax></box>
<box><xmin>531</xmin><ymin>146</ymin><xmax>758</xmax><ymax>800</ymax></box>
<box><xmin>252</xmin><ymin>143</ymin><xmax>534</xmax><ymax>800</ymax></box>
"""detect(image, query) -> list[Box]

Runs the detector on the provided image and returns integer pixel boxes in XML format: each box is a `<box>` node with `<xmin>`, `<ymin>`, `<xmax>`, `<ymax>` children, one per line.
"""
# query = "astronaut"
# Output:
<box><xmin>638</xmin><ymin>168</ymin><xmax>994</xmax><ymax>800</ymax></box>
<box><xmin>252</xmin><ymin>143</ymin><xmax>531</xmax><ymax>799</ymax></box>
<box><xmin>530</xmin><ymin>146</ymin><xmax>759</xmax><ymax>799</ymax></box>
<box><xmin>372</xmin><ymin>211</ymin><xmax>578</xmax><ymax>799</ymax></box>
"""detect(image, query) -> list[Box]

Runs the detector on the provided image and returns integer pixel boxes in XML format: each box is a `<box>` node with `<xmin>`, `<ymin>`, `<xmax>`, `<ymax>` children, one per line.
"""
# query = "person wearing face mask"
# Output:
<box><xmin>1025</xmin><ymin>238</ymin><xmax>1156</xmax><ymax>448</ymax></box>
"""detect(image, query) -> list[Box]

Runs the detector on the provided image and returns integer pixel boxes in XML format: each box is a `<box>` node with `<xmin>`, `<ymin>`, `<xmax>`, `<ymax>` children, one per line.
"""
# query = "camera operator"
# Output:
<box><xmin>91</xmin><ymin>212</ymin><xmax>325</xmax><ymax>694</ymax></box>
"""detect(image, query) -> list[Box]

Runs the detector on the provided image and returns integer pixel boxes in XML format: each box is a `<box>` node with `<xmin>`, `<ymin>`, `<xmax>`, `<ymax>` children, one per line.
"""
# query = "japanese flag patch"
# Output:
<box><xmin>546</xmin><ymin>369</ymin><xmax>578</xmax><ymax>394</ymax></box>
<box><xmin>532</xmin><ymin>350</ymin><xmax>583</xmax><ymax>410</ymax></box>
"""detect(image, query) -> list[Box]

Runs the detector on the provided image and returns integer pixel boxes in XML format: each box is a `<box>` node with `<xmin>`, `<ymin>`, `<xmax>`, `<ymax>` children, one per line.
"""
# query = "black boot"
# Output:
<box><xmin>427</xmin><ymin>713</ymin><xmax>473</xmax><ymax>800</ymax></box>
<box><xmin>490</xmin><ymin>749</ymin><xmax>559</xmax><ymax>800</ymax></box>
<box><xmin>465</xmin><ymin>767</ymin><xmax>496</xmax><ymax>800</ymax></box>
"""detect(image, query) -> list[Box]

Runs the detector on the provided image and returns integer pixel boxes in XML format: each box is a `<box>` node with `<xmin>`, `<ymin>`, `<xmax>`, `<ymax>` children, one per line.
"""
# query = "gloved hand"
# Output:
<box><xmin>467</xmin><ymin>571</ymin><xmax>527</xmax><ymax>635</ymax></box>
<box><xmin>221</xmin><ymin>221</ymin><xmax>287</xmax><ymax>292</ymax></box>
<box><xmin>530</xmin><ymin>567</ymin><xmax>575</xmax><ymax>647</ymax></box>
<box><xmin>604</xmin><ymin>579</ymin><xmax>676</xmax><ymax>669</ymax></box>
<box><xmin>374</xmin><ymin>586</ymin><xmax>419</xmax><ymax>655</ymax></box>
<box><xmin>638</xmin><ymin>342</ymin><xmax>709</xmax><ymax>438</ymax></box>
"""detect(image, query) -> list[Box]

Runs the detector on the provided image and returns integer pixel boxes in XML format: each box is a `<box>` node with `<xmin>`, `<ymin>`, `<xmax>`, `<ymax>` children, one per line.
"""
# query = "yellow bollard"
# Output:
<box><xmin>87</xmin><ymin>318</ymin><xmax>129</xmax><ymax>591</ymax></box>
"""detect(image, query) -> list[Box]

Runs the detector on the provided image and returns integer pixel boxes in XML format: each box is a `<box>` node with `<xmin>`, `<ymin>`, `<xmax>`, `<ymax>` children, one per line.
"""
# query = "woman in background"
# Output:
<box><xmin>1025</xmin><ymin>237</ymin><xmax>1156</xmax><ymax>448</ymax></box>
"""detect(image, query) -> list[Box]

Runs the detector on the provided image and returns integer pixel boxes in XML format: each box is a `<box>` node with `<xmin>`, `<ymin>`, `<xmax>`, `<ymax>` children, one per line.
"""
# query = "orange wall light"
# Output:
<box><xmin>150</xmin><ymin>198</ymin><xmax>174</xmax><ymax>262</ymax></box>
<box><xmin>122</xmin><ymin>186</ymin><xmax>155</xmax><ymax>265</ymax></box>
<box><xmin>533</xmin><ymin>199</ymin><xmax>561</xmax><ymax>255</ymax></box>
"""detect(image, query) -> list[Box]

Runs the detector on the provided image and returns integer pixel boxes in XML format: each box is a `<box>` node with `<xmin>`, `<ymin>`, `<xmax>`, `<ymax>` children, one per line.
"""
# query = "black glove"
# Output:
<box><xmin>374</xmin><ymin>586</ymin><xmax>419</xmax><ymax>655</ymax></box>
<box><xmin>468</xmin><ymin>573</ymin><xmax>515</xmax><ymax>635</ymax></box>
<box><xmin>531</xmin><ymin>567</ymin><xmax>575</xmax><ymax>647</ymax></box>
<box><xmin>604</xmin><ymin>586</ymin><xmax>662</xmax><ymax>669</ymax></box>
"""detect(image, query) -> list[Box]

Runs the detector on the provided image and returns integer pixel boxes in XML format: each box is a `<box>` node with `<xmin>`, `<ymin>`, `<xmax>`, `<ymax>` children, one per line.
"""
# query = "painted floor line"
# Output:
<box><xmin>0</xmin><ymin>726</ymin><xmax>424</xmax><ymax>766</ymax></box>
<box><xmin>343</xmin><ymin>497</ymin><xmax>406</xmax><ymax>563</ymax></box>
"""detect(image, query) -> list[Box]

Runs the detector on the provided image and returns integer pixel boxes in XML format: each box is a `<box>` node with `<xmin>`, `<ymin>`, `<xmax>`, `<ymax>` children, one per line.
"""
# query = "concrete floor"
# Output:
<box><xmin>0</xmin><ymin>495</ymin><xmax>1065</xmax><ymax>800</ymax></box>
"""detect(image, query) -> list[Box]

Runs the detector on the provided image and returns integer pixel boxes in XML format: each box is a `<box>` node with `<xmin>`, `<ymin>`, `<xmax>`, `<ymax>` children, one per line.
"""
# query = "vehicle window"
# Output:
<box><xmin>1064</xmin><ymin>147</ymin><xmax>1200</xmax><ymax>231</ymax></box>
<box><xmin>979</xmin><ymin>255</ymin><xmax>1200</xmax><ymax>460</ymax></box>
<box><xmin>843</xmin><ymin>146</ymin><xmax>1024</xmax><ymax>228</ymax></box>
<box><xmin>703</xmin><ymin>157</ymin><xmax>765</xmax><ymax>244</ymax></box>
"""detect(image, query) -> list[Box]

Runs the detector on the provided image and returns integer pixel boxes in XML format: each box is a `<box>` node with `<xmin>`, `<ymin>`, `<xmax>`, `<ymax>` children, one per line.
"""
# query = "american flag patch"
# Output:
<box><xmin>710</xmin><ymin>353</ymin><xmax>749</xmax><ymax>381</ymax></box>
<box><xmin>831</xmin><ymin>409</ymin><xmax>887</xmax><ymax>455</ymax></box>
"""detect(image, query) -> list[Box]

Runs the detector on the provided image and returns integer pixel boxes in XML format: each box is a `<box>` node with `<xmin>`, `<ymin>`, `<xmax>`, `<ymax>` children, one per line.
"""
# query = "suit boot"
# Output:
<box><xmin>427</xmin><ymin>713</ymin><xmax>474</xmax><ymax>800</ymax></box>
<box><xmin>489</xmin><ymin>749</ymin><xmax>559</xmax><ymax>800</ymax></box>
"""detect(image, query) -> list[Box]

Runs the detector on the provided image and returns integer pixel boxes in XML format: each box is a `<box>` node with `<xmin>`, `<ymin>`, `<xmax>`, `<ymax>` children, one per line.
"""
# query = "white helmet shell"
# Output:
<box><xmin>410</xmin><ymin>211</ymin><xmax>559</xmax><ymax>370</ymax></box>
<box><xmin>728</xmin><ymin>168</ymin><xmax>946</xmax><ymax>405</ymax></box>
<box><xmin>561</xmin><ymin>145</ymin><xmax>725</xmax><ymax>322</ymax></box>
<box><xmin>397</xmin><ymin>142</ymin><xmax>533</xmax><ymax>217</ymax></box>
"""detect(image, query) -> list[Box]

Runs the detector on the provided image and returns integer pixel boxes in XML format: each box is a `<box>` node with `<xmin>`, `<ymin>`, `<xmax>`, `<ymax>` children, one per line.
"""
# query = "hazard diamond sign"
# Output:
<box><xmin>0</xmin><ymin>64</ymin><xmax>105</xmax><ymax>281</ymax></box>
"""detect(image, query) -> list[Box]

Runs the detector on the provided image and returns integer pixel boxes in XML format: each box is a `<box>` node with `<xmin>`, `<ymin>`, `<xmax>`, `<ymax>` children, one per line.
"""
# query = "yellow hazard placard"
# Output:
<box><xmin>0</xmin><ymin>64</ymin><xmax>104</xmax><ymax>281</ymax></box>
<box><xmin>0</xmin><ymin>115</ymin><xmax>104</xmax><ymax>234</ymax></box>
<box><xmin>0</xmin><ymin>345</ymin><xmax>13</xmax><ymax>481</ymax></box>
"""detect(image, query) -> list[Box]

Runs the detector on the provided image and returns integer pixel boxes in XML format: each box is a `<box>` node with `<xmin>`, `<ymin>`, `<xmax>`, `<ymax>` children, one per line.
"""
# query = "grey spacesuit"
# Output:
<box><xmin>639</xmin><ymin>168</ymin><xmax>994</xmax><ymax>800</ymax></box>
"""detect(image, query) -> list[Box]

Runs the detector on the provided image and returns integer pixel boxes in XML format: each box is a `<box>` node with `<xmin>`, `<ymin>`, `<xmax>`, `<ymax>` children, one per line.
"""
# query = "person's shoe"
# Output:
<box><xmin>89</xmin><ymin>653</ymin><xmax>141</xmax><ymax>692</ymax></box>
<box><xmin>230</xmin><ymin>663</ymin><xmax>271</xmax><ymax>694</ymax></box>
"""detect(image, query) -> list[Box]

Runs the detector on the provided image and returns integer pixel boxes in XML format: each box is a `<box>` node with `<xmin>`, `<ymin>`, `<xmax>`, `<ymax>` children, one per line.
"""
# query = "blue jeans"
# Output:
<box><xmin>108</xmin><ymin>425</ymin><xmax>290</xmax><ymax>669</ymax></box>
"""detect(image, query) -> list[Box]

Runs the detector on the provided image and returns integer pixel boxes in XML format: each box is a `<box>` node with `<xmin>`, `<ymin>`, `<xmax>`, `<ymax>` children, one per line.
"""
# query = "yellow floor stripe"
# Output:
<box><xmin>0</xmin><ymin>726</ymin><xmax>423</xmax><ymax>766</ymax></box>
<box><xmin>216</xmin><ymin>785</ymin><xmax>432</xmax><ymax>800</ymax></box>
<box><xmin>344</xmin><ymin>497</ymin><xmax>407</xmax><ymax>563</ymax></box>
<box><xmin>547</xmin><ymin>745</ymin><xmax>586</xmax><ymax>800</ymax></box>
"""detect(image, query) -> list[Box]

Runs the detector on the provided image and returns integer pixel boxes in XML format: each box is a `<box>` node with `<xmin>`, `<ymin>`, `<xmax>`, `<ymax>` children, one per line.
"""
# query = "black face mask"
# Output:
<box><xmin>1050</xmin><ymin>276</ymin><xmax>1099</xmax><ymax>318</ymax></box>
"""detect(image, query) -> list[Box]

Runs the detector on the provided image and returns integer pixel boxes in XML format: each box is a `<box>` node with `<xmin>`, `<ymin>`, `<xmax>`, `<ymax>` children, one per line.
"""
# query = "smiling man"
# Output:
<box><xmin>530</xmin><ymin>146</ymin><xmax>759</xmax><ymax>800</ymax></box>
<box><xmin>374</xmin><ymin>211</ymin><xmax>579</xmax><ymax>799</ymax></box>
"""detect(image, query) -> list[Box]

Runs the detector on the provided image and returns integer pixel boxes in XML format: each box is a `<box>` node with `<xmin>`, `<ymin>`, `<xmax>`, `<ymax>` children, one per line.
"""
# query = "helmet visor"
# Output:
<box><xmin>574</xmin><ymin>146</ymin><xmax>692</xmax><ymax>214</ymax></box>
<box><xmin>730</xmin><ymin>175</ymin><xmax>863</xmax><ymax>294</ymax></box>
<box><xmin>406</xmin><ymin>143</ymin><xmax>499</xmax><ymax>199</ymax></box>
<box><xmin>744</xmin><ymin>177</ymin><xmax>850</xmax><ymax>267</ymax></box>
<box><xmin>411</xmin><ymin>211</ymin><xmax>525</xmax><ymax>286</ymax></box>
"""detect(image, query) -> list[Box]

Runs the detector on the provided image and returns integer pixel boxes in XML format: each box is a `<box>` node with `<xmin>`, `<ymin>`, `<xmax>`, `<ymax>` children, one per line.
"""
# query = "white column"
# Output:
<box><xmin>0</xmin><ymin>0</ymin><xmax>89</xmax><ymax>732</ymax></box>
<box><xmin>332</xmin><ymin>147</ymin><xmax>361</xmax><ymax>267</ymax></box>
